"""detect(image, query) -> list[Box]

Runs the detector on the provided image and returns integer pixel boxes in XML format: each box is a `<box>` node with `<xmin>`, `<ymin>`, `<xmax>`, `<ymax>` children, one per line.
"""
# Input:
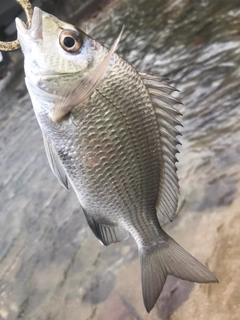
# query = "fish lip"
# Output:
<box><xmin>16</xmin><ymin>7</ymin><xmax>43</xmax><ymax>40</ymax></box>
<box><xmin>15</xmin><ymin>17</ymin><xmax>27</xmax><ymax>34</ymax></box>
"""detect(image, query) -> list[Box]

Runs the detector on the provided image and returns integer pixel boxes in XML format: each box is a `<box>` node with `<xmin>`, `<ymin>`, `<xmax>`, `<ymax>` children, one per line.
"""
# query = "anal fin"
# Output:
<box><xmin>83</xmin><ymin>210</ymin><xmax>129</xmax><ymax>246</ymax></box>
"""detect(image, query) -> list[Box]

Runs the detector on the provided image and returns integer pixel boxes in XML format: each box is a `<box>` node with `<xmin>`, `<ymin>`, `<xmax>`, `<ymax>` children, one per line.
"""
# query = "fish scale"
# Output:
<box><xmin>67</xmin><ymin>71</ymin><xmax>160</xmax><ymax>218</ymax></box>
<box><xmin>16</xmin><ymin>7</ymin><xmax>217</xmax><ymax>312</ymax></box>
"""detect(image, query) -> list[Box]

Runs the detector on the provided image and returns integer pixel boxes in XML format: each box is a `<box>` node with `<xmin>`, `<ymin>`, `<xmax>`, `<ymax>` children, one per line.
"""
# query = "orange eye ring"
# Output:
<box><xmin>59</xmin><ymin>30</ymin><xmax>82</xmax><ymax>53</ymax></box>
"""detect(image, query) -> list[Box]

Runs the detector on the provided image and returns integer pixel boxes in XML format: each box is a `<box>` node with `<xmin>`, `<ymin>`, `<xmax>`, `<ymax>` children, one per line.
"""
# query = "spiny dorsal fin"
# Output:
<box><xmin>43</xmin><ymin>135</ymin><xmax>69</xmax><ymax>190</ymax></box>
<box><xmin>139</xmin><ymin>72</ymin><xmax>182</xmax><ymax>225</ymax></box>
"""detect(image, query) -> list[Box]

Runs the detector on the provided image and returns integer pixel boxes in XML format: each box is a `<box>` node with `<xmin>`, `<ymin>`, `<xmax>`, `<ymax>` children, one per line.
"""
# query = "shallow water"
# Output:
<box><xmin>0</xmin><ymin>0</ymin><xmax>240</xmax><ymax>319</ymax></box>
<box><xmin>89</xmin><ymin>0</ymin><xmax>240</xmax><ymax>209</ymax></box>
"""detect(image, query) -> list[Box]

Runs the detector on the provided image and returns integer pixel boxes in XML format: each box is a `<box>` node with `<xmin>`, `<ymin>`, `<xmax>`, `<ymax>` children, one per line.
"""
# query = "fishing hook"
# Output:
<box><xmin>0</xmin><ymin>0</ymin><xmax>33</xmax><ymax>51</ymax></box>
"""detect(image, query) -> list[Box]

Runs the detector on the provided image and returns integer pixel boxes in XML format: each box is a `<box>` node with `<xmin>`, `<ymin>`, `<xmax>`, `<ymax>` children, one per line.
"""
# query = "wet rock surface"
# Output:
<box><xmin>0</xmin><ymin>0</ymin><xmax>240</xmax><ymax>319</ymax></box>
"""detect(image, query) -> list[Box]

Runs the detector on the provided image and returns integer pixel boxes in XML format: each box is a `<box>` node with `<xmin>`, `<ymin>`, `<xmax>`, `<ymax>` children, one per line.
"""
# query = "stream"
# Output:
<box><xmin>0</xmin><ymin>0</ymin><xmax>240</xmax><ymax>319</ymax></box>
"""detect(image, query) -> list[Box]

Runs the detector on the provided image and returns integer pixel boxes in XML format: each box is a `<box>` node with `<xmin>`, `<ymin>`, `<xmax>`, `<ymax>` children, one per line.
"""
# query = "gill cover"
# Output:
<box><xmin>51</xmin><ymin>28</ymin><xmax>124</xmax><ymax>122</ymax></box>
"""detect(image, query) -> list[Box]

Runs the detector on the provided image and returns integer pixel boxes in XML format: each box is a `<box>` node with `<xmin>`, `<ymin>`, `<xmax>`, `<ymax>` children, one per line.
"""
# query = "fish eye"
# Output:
<box><xmin>59</xmin><ymin>30</ymin><xmax>82</xmax><ymax>53</ymax></box>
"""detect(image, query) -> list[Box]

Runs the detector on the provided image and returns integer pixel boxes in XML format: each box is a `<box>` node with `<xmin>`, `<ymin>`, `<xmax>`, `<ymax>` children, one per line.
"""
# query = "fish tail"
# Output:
<box><xmin>139</xmin><ymin>231</ymin><xmax>218</xmax><ymax>312</ymax></box>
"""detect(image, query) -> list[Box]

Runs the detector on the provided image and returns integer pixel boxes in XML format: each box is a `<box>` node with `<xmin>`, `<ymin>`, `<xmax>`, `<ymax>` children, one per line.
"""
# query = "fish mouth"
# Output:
<box><xmin>16</xmin><ymin>7</ymin><xmax>43</xmax><ymax>41</ymax></box>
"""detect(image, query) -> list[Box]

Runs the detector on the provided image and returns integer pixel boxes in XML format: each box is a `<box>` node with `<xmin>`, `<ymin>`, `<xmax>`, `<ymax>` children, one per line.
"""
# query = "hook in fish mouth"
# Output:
<box><xmin>16</xmin><ymin>7</ymin><xmax>43</xmax><ymax>40</ymax></box>
<box><xmin>15</xmin><ymin>7</ymin><xmax>43</xmax><ymax>55</ymax></box>
<box><xmin>0</xmin><ymin>0</ymin><xmax>33</xmax><ymax>52</ymax></box>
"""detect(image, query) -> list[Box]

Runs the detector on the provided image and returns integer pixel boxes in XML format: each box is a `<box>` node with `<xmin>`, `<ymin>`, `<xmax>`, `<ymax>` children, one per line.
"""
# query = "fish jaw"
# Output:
<box><xmin>15</xmin><ymin>6</ymin><xmax>99</xmax><ymax>90</ymax></box>
<box><xmin>16</xmin><ymin>7</ymin><xmax>43</xmax><ymax>55</ymax></box>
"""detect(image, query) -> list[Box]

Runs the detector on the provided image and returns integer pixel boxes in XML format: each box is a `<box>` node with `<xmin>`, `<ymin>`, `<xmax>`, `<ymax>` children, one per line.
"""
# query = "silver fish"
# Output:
<box><xmin>16</xmin><ymin>7</ymin><xmax>217</xmax><ymax>312</ymax></box>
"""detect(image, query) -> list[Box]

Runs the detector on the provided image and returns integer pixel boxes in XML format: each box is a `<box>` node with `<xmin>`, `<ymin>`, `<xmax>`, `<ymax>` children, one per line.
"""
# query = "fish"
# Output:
<box><xmin>15</xmin><ymin>7</ymin><xmax>218</xmax><ymax>312</ymax></box>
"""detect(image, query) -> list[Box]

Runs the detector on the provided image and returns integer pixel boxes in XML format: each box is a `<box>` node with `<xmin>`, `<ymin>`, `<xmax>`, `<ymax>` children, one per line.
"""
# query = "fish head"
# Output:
<box><xmin>15</xmin><ymin>7</ymin><xmax>104</xmax><ymax>88</ymax></box>
<box><xmin>16</xmin><ymin>7</ymin><xmax>121</xmax><ymax>122</ymax></box>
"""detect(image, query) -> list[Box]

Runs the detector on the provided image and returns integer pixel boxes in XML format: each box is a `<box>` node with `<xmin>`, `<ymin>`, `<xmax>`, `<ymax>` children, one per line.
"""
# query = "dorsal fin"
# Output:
<box><xmin>139</xmin><ymin>72</ymin><xmax>182</xmax><ymax>225</ymax></box>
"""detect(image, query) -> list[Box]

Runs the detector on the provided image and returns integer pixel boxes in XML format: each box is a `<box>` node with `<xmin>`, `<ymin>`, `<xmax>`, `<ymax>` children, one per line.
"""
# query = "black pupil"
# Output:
<box><xmin>64</xmin><ymin>37</ymin><xmax>75</xmax><ymax>48</ymax></box>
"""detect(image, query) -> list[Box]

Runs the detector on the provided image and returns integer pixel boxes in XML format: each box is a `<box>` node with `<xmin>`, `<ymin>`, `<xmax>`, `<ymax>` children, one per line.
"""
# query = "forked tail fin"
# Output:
<box><xmin>139</xmin><ymin>233</ymin><xmax>218</xmax><ymax>312</ymax></box>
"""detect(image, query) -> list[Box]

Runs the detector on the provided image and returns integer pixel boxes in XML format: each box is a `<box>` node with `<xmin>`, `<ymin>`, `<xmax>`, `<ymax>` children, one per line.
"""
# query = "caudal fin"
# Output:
<box><xmin>139</xmin><ymin>233</ymin><xmax>218</xmax><ymax>312</ymax></box>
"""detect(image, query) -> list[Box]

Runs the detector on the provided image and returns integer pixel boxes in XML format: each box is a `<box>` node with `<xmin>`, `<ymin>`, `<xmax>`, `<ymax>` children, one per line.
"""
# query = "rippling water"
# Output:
<box><xmin>0</xmin><ymin>0</ymin><xmax>240</xmax><ymax>319</ymax></box>
<box><xmin>89</xmin><ymin>0</ymin><xmax>240</xmax><ymax>210</ymax></box>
